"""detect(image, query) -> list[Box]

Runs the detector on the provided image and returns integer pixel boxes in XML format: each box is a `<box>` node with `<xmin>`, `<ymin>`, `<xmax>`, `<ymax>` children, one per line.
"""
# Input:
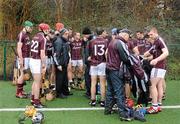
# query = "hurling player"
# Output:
<box><xmin>88</xmin><ymin>27</ymin><xmax>108</xmax><ymax>107</ymax></box>
<box><xmin>29</xmin><ymin>23</ymin><xmax>50</xmax><ymax>108</ymax></box>
<box><xmin>145</xmin><ymin>27</ymin><xmax>169</xmax><ymax>113</ymax></box>
<box><xmin>16</xmin><ymin>20</ymin><xmax>33</xmax><ymax>98</ymax></box>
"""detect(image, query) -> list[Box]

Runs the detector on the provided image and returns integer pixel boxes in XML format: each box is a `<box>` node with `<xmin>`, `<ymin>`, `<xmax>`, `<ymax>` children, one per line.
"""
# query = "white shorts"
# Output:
<box><xmin>17</xmin><ymin>58</ymin><xmax>30</xmax><ymax>70</ymax></box>
<box><xmin>90</xmin><ymin>63</ymin><xmax>106</xmax><ymax>76</ymax></box>
<box><xmin>46</xmin><ymin>57</ymin><xmax>54</xmax><ymax>69</ymax></box>
<box><xmin>71</xmin><ymin>60</ymin><xmax>83</xmax><ymax>67</ymax></box>
<box><xmin>29</xmin><ymin>58</ymin><xmax>41</xmax><ymax>74</ymax></box>
<box><xmin>150</xmin><ymin>68</ymin><xmax>166</xmax><ymax>78</ymax></box>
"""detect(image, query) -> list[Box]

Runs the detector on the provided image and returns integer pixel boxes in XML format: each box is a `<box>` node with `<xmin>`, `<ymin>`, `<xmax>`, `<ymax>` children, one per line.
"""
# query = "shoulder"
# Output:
<box><xmin>77</xmin><ymin>40</ymin><xmax>82</xmax><ymax>44</ymax></box>
<box><xmin>156</xmin><ymin>37</ymin><xmax>167</xmax><ymax>48</ymax></box>
<box><xmin>116</xmin><ymin>40</ymin><xmax>122</xmax><ymax>47</ymax></box>
<box><xmin>18</xmin><ymin>31</ymin><xmax>26</xmax><ymax>40</ymax></box>
<box><xmin>90</xmin><ymin>38</ymin><xmax>96</xmax><ymax>42</ymax></box>
<box><xmin>113</xmin><ymin>39</ymin><xmax>121</xmax><ymax>48</ymax></box>
<box><xmin>71</xmin><ymin>40</ymin><xmax>75</xmax><ymax>44</ymax></box>
<box><xmin>158</xmin><ymin>37</ymin><xmax>166</xmax><ymax>45</ymax></box>
<box><xmin>54</xmin><ymin>37</ymin><xmax>61</xmax><ymax>45</ymax></box>
<box><xmin>34</xmin><ymin>33</ymin><xmax>42</xmax><ymax>38</ymax></box>
<box><xmin>54</xmin><ymin>36</ymin><xmax>62</xmax><ymax>42</ymax></box>
<box><xmin>18</xmin><ymin>31</ymin><xmax>24</xmax><ymax>37</ymax></box>
<box><xmin>89</xmin><ymin>38</ymin><xmax>96</xmax><ymax>45</ymax></box>
<box><xmin>116</xmin><ymin>39</ymin><xmax>125</xmax><ymax>46</ymax></box>
<box><xmin>37</xmin><ymin>33</ymin><xmax>46</xmax><ymax>42</ymax></box>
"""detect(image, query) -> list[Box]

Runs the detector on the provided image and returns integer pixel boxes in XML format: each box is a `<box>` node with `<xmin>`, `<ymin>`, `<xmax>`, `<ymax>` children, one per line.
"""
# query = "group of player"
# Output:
<box><xmin>15</xmin><ymin>21</ymin><xmax>87</xmax><ymax>108</ymax></box>
<box><xmin>16</xmin><ymin>21</ymin><xmax>50</xmax><ymax>108</ymax></box>
<box><xmin>15</xmin><ymin>20</ymin><xmax>169</xmax><ymax>120</ymax></box>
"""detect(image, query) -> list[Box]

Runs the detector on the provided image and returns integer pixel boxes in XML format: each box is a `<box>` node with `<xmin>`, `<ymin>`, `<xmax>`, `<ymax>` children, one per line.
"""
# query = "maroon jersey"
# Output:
<box><xmin>127</xmin><ymin>39</ymin><xmax>137</xmax><ymax>54</ymax></box>
<box><xmin>144</xmin><ymin>40</ymin><xmax>152</xmax><ymax>53</ymax></box>
<box><xmin>106</xmin><ymin>37</ymin><xmax>129</xmax><ymax>70</ymax></box>
<box><xmin>88</xmin><ymin>37</ymin><xmax>108</xmax><ymax>66</ymax></box>
<box><xmin>106</xmin><ymin>40</ymin><xmax>121</xmax><ymax>70</ymax></box>
<box><xmin>136</xmin><ymin>39</ymin><xmax>152</xmax><ymax>55</ymax></box>
<box><xmin>46</xmin><ymin>39</ymin><xmax>53</xmax><ymax>57</ymax></box>
<box><xmin>149</xmin><ymin>37</ymin><xmax>167</xmax><ymax>69</ymax></box>
<box><xmin>70</xmin><ymin>40</ymin><xmax>83</xmax><ymax>60</ymax></box>
<box><xmin>17</xmin><ymin>31</ymin><xmax>31</xmax><ymax>58</ymax></box>
<box><xmin>30</xmin><ymin>32</ymin><xmax>46</xmax><ymax>59</ymax></box>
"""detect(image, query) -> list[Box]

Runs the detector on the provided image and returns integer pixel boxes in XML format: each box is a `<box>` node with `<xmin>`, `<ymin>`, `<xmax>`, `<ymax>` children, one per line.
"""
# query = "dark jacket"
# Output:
<box><xmin>53</xmin><ymin>36</ymin><xmax>70</xmax><ymax>67</ymax></box>
<box><xmin>82</xmin><ymin>35</ymin><xmax>94</xmax><ymax>65</ymax></box>
<box><xmin>106</xmin><ymin>37</ymin><xmax>130</xmax><ymax>70</ymax></box>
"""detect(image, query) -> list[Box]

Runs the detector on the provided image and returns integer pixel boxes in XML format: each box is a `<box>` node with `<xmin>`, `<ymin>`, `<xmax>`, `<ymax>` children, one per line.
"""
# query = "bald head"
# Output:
<box><xmin>118</xmin><ymin>28</ymin><xmax>132</xmax><ymax>42</ymax></box>
<box><xmin>119</xmin><ymin>32</ymin><xmax>130</xmax><ymax>42</ymax></box>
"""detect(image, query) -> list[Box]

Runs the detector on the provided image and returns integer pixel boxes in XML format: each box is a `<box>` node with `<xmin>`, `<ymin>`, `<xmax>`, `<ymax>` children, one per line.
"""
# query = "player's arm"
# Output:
<box><xmin>131</xmin><ymin>40</ymin><xmax>139</xmax><ymax>56</ymax></box>
<box><xmin>132</xmin><ymin>46</ymin><xmax>140</xmax><ymax>56</ymax></box>
<box><xmin>150</xmin><ymin>47</ymin><xmax>169</xmax><ymax>65</ymax></box>
<box><xmin>144</xmin><ymin>45</ymin><xmax>154</xmax><ymax>58</ymax></box>
<box><xmin>17</xmin><ymin>42</ymin><xmax>23</xmax><ymax>59</ymax></box>
<box><xmin>17</xmin><ymin>33</ymin><xmax>23</xmax><ymax>68</ymax></box>
<box><xmin>143</xmin><ymin>50</ymin><xmax>153</xmax><ymax>60</ymax></box>
<box><xmin>68</xmin><ymin>43</ymin><xmax>71</xmax><ymax>60</ymax></box>
<box><xmin>105</xmin><ymin>48</ymin><xmax>108</xmax><ymax>60</ymax></box>
<box><xmin>40</xmin><ymin>50</ymin><xmax>46</xmax><ymax>68</ymax></box>
<box><xmin>40</xmin><ymin>39</ymin><xmax>47</xmax><ymax>74</ymax></box>
<box><xmin>86</xmin><ymin>41</ymin><xmax>91</xmax><ymax>61</ymax></box>
<box><xmin>41</xmin><ymin>49</ymin><xmax>47</xmax><ymax>75</ymax></box>
<box><xmin>144</xmin><ymin>54</ymin><xmax>153</xmax><ymax>61</ymax></box>
<box><xmin>156</xmin><ymin>47</ymin><xmax>169</xmax><ymax>61</ymax></box>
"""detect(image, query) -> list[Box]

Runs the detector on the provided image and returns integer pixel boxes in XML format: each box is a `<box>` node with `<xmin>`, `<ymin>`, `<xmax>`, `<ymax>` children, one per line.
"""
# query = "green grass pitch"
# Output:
<box><xmin>0</xmin><ymin>80</ymin><xmax>180</xmax><ymax>124</ymax></box>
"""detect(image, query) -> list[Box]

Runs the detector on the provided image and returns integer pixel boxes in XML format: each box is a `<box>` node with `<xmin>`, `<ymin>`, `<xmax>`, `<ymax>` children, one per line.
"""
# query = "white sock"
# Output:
<box><xmin>69</xmin><ymin>80</ymin><xmax>73</xmax><ymax>83</ymax></box>
<box><xmin>158</xmin><ymin>103</ymin><xmax>162</xmax><ymax>106</ymax></box>
<box><xmin>152</xmin><ymin>104</ymin><xmax>158</xmax><ymax>110</ymax></box>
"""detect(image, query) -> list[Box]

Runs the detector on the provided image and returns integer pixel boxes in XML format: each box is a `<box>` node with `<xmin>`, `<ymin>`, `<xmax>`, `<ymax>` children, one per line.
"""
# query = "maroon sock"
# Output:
<box><xmin>31</xmin><ymin>95</ymin><xmax>34</xmax><ymax>101</ymax></box>
<box><xmin>16</xmin><ymin>84</ymin><xmax>23</xmax><ymax>94</ymax></box>
<box><xmin>34</xmin><ymin>99</ymin><xmax>40</xmax><ymax>105</ymax></box>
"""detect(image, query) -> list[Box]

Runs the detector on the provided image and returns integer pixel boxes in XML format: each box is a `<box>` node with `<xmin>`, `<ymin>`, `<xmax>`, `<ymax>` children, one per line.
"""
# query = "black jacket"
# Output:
<box><xmin>53</xmin><ymin>36</ymin><xmax>70</xmax><ymax>67</ymax></box>
<box><xmin>82</xmin><ymin>35</ymin><xmax>94</xmax><ymax>65</ymax></box>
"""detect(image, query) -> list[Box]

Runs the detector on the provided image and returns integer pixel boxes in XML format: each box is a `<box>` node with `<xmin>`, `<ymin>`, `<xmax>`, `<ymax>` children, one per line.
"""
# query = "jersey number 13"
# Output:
<box><xmin>94</xmin><ymin>44</ymin><xmax>105</xmax><ymax>56</ymax></box>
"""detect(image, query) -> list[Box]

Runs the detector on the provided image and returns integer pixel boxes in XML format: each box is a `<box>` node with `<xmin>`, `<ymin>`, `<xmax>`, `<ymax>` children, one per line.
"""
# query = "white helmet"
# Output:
<box><xmin>32</xmin><ymin>112</ymin><xmax>44</xmax><ymax>124</ymax></box>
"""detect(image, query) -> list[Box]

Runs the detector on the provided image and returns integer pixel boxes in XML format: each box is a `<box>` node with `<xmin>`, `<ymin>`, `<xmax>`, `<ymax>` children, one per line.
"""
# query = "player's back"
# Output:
<box><xmin>89</xmin><ymin>37</ymin><xmax>108</xmax><ymax>66</ymax></box>
<box><xmin>30</xmin><ymin>32</ymin><xmax>46</xmax><ymax>59</ymax></box>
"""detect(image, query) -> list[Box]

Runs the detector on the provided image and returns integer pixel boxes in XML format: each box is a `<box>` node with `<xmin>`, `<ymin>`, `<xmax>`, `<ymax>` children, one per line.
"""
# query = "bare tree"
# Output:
<box><xmin>54</xmin><ymin>0</ymin><xmax>63</xmax><ymax>22</ymax></box>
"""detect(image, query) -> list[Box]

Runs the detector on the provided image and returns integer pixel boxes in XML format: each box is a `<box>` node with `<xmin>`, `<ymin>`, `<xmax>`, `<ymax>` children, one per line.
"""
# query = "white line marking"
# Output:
<box><xmin>161</xmin><ymin>105</ymin><xmax>180</xmax><ymax>109</ymax></box>
<box><xmin>0</xmin><ymin>105</ymin><xmax>180</xmax><ymax>112</ymax></box>
<box><xmin>0</xmin><ymin>107</ymin><xmax>104</xmax><ymax>112</ymax></box>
